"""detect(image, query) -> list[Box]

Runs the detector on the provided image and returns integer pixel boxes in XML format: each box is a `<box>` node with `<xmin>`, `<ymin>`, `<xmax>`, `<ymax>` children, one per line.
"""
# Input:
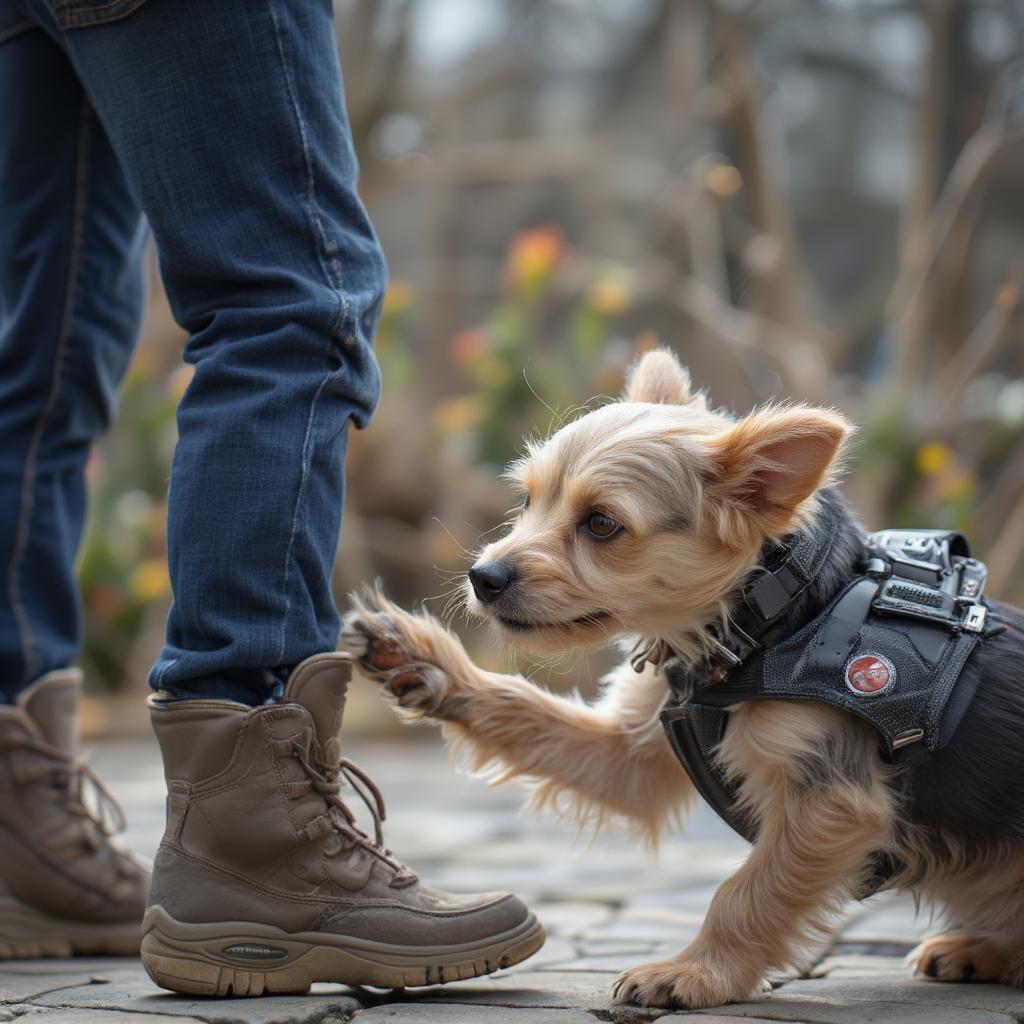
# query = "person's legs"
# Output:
<box><xmin>47</xmin><ymin>0</ymin><xmax>384</xmax><ymax>705</ymax></box>
<box><xmin>0</xmin><ymin>12</ymin><xmax>149</xmax><ymax>958</ymax></box>
<box><xmin>0</xmin><ymin>13</ymin><xmax>146</xmax><ymax>698</ymax></box>
<box><xmin>20</xmin><ymin>0</ymin><xmax>543</xmax><ymax>991</ymax></box>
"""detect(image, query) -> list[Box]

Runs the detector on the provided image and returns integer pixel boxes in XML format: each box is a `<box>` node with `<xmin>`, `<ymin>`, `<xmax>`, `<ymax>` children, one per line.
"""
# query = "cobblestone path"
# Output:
<box><xmin>1</xmin><ymin>736</ymin><xmax>1011</xmax><ymax>1023</ymax></box>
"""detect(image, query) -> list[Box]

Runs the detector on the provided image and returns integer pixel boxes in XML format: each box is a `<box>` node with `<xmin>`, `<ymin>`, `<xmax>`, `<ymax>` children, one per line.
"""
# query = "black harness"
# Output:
<box><xmin>659</xmin><ymin>492</ymin><xmax>989</xmax><ymax>893</ymax></box>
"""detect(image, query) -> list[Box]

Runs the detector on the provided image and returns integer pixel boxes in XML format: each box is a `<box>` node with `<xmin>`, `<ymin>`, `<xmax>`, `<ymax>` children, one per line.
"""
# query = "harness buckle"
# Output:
<box><xmin>705</xmin><ymin>617</ymin><xmax>760</xmax><ymax>669</ymax></box>
<box><xmin>892</xmin><ymin>727</ymin><xmax>925</xmax><ymax>750</ymax></box>
<box><xmin>873</xmin><ymin>577</ymin><xmax>958</xmax><ymax>628</ymax></box>
<box><xmin>956</xmin><ymin>557</ymin><xmax>987</xmax><ymax>602</ymax></box>
<box><xmin>867</xmin><ymin>533</ymin><xmax>989</xmax><ymax>641</ymax></box>
<box><xmin>706</xmin><ymin>632</ymin><xmax>744</xmax><ymax>668</ymax></box>
<box><xmin>864</xmin><ymin>557</ymin><xmax>889</xmax><ymax>578</ymax></box>
<box><xmin>961</xmin><ymin>603</ymin><xmax>987</xmax><ymax>633</ymax></box>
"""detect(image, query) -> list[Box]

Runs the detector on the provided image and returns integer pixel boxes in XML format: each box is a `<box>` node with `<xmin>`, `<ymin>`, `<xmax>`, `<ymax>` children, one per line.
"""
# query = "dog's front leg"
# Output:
<box><xmin>613</xmin><ymin>702</ymin><xmax>894</xmax><ymax>1009</ymax></box>
<box><xmin>341</xmin><ymin>592</ymin><xmax>692</xmax><ymax>832</ymax></box>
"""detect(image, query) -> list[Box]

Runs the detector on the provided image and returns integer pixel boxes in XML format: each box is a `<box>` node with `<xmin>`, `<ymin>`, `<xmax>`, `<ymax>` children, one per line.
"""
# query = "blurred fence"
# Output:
<box><xmin>80</xmin><ymin>0</ymin><xmax>1024</xmax><ymax>706</ymax></box>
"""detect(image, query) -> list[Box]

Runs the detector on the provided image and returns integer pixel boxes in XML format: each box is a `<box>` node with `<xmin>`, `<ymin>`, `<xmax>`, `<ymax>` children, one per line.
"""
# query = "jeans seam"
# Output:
<box><xmin>5</xmin><ymin>100</ymin><xmax>92</xmax><ymax>688</ymax></box>
<box><xmin>0</xmin><ymin>19</ymin><xmax>35</xmax><ymax>44</ymax></box>
<box><xmin>267</xmin><ymin>0</ymin><xmax>348</xmax><ymax>666</ymax></box>
<box><xmin>151</xmin><ymin>654</ymin><xmax>177</xmax><ymax>686</ymax></box>
<box><xmin>53</xmin><ymin>0</ymin><xmax>147</xmax><ymax>29</ymax></box>
<box><xmin>266</xmin><ymin>0</ymin><xmax>350</xmax><ymax>340</ymax></box>
<box><xmin>277</xmin><ymin>373</ymin><xmax>333</xmax><ymax>665</ymax></box>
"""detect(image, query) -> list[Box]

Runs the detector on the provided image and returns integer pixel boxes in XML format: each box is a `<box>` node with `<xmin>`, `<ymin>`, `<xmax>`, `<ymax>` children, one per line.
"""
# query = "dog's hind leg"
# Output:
<box><xmin>341</xmin><ymin>593</ymin><xmax>693</xmax><ymax>838</ymax></box>
<box><xmin>910</xmin><ymin>851</ymin><xmax>1024</xmax><ymax>986</ymax></box>
<box><xmin>907</xmin><ymin>933</ymin><xmax>1008</xmax><ymax>982</ymax></box>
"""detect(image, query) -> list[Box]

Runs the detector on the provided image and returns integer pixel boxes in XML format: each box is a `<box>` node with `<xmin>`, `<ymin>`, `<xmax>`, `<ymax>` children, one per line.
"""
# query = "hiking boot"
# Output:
<box><xmin>142</xmin><ymin>652</ymin><xmax>544</xmax><ymax>997</ymax></box>
<box><xmin>0</xmin><ymin>669</ymin><xmax>149</xmax><ymax>958</ymax></box>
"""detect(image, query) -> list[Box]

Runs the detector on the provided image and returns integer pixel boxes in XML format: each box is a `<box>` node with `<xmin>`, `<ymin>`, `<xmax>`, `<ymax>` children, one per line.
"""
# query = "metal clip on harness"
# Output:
<box><xmin>865</xmin><ymin>529</ymin><xmax>988</xmax><ymax>635</ymax></box>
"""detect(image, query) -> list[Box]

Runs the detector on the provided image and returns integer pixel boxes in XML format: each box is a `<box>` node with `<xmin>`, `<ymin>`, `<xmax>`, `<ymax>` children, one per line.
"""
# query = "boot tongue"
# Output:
<box><xmin>282</xmin><ymin>653</ymin><xmax>352</xmax><ymax>746</ymax></box>
<box><xmin>18</xmin><ymin>669</ymin><xmax>82</xmax><ymax>752</ymax></box>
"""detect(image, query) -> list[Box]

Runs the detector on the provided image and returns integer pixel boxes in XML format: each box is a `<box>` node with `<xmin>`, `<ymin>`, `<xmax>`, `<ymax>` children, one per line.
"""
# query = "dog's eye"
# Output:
<box><xmin>584</xmin><ymin>513</ymin><xmax>622</xmax><ymax>540</ymax></box>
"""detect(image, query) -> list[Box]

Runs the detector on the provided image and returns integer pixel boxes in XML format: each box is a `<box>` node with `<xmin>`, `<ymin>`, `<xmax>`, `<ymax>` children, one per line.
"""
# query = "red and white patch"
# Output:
<box><xmin>845</xmin><ymin>653</ymin><xmax>895</xmax><ymax>696</ymax></box>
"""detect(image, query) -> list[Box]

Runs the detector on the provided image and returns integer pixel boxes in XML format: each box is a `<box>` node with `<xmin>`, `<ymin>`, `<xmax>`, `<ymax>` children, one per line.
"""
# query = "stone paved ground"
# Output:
<box><xmin>1</xmin><ymin>735</ymin><xmax>1017</xmax><ymax>1023</ymax></box>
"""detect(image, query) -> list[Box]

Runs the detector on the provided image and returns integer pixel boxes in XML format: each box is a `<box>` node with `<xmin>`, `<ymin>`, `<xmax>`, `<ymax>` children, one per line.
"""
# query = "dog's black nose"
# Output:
<box><xmin>469</xmin><ymin>561</ymin><xmax>513</xmax><ymax>604</ymax></box>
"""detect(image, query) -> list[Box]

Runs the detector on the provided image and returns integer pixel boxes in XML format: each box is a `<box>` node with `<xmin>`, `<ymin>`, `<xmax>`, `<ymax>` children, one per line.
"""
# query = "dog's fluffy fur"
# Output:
<box><xmin>342</xmin><ymin>349</ymin><xmax>1024</xmax><ymax>1010</ymax></box>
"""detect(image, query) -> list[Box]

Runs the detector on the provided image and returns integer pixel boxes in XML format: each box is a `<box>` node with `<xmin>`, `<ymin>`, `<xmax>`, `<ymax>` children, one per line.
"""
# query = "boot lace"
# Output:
<box><xmin>291</xmin><ymin>735</ymin><xmax>416</xmax><ymax>886</ymax></box>
<box><xmin>4</xmin><ymin>734</ymin><xmax>131</xmax><ymax>865</ymax></box>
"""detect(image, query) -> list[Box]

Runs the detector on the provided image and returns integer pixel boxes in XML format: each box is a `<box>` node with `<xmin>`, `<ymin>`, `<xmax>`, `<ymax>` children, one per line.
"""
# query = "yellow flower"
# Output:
<box><xmin>432</xmin><ymin>395</ymin><xmax>484</xmax><ymax>434</ymax></box>
<box><xmin>130</xmin><ymin>558</ymin><xmax>171</xmax><ymax>602</ymax></box>
<box><xmin>587</xmin><ymin>277</ymin><xmax>631</xmax><ymax>316</ymax></box>
<box><xmin>703</xmin><ymin>163</ymin><xmax>742</xmax><ymax>198</ymax></box>
<box><xmin>915</xmin><ymin>441</ymin><xmax>954</xmax><ymax>476</ymax></box>
<box><xmin>506</xmin><ymin>224</ymin><xmax>565</xmax><ymax>294</ymax></box>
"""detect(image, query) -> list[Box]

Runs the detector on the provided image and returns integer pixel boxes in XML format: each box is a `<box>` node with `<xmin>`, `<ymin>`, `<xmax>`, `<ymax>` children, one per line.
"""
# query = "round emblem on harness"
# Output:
<box><xmin>845</xmin><ymin>654</ymin><xmax>895</xmax><ymax>696</ymax></box>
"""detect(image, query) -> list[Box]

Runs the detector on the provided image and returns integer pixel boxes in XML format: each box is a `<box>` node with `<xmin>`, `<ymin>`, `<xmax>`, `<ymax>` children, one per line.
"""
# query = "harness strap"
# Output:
<box><xmin>660</xmin><ymin>691</ymin><xmax>900</xmax><ymax>899</ymax></box>
<box><xmin>808</xmin><ymin>578</ymin><xmax>879</xmax><ymax>670</ymax></box>
<box><xmin>660</xmin><ymin>702</ymin><xmax>754</xmax><ymax>841</ymax></box>
<box><xmin>704</xmin><ymin>496</ymin><xmax>841</xmax><ymax>674</ymax></box>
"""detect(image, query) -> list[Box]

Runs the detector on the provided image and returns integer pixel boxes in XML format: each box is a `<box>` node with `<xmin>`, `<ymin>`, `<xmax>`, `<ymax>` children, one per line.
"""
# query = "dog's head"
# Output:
<box><xmin>465</xmin><ymin>349</ymin><xmax>852</xmax><ymax>656</ymax></box>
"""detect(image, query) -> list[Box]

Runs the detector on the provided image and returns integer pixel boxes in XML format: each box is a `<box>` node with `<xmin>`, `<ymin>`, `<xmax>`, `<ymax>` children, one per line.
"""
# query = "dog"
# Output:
<box><xmin>341</xmin><ymin>348</ymin><xmax>1024</xmax><ymax>1010</ymax></box>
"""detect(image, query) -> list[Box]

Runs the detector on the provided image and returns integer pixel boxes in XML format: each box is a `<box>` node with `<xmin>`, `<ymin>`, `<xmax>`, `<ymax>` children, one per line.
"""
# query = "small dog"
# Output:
<box><xmin>342</xmin><ymin>349</ymin><xmax>1024</xmax><ymax>1010</ymax></box>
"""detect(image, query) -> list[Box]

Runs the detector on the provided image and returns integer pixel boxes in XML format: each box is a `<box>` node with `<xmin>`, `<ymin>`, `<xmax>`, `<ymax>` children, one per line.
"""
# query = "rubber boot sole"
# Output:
<box><xmin>140</xmin><ymin>904</ymin><xmax>546</xmax><ymax>996</ymax></box>
<box><xmin>0</xmin><ymin>896</ymin><xmax>142</xmax><ymax>958</ymax></box>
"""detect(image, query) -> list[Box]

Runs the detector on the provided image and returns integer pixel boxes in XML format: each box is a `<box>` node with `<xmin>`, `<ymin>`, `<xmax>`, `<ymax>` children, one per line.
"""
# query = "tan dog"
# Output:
<box><xmin>342</xmin><ymin>349</ymin><xmax>1024</xmax><ymax>1010</ymax></box>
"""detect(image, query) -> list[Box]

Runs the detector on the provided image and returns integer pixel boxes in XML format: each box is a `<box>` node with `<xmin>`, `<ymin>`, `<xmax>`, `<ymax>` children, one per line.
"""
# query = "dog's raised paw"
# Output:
<box><xmin>907</xmin><ymin>934</ymin><xmax>1006</xmax><ymax>983</ymax></box>
<box><xmin>340</xmin><ymin>609</ymin><xmax>449</xmax><ymax>712</ymax></box>
<box><xmin>611</xmin><ymin>958</ymin><xmax>743</xmax><ymax>1010</ymax></box>
<box><xmin>340</xmin><ymin>610</ymin><xmax>404</xmax><ymax>669</ymax></box>
<box><xmin>379</xmin><ymin>661</ymin><xmax>448</xmax><ymax>710</ymax></box>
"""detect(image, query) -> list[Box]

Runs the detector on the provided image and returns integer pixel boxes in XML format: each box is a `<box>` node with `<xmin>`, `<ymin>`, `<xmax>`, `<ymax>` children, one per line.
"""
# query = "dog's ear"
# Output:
<box><xmin>623</xmin><ymin>348</ymin><xmax>702</xmax><ymax>407</ymax></box>
<box><xmin>706</xmin><ymin>405</ymin><xmax>852</xmax><ymax>547</ymax></box>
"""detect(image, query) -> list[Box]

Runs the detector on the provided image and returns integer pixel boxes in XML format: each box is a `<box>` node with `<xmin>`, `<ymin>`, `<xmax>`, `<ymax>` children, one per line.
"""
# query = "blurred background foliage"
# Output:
<box><xmin>79</xmin><ymin>0</ymin><xmax>1024</xmax><ymax>728</ymax></box>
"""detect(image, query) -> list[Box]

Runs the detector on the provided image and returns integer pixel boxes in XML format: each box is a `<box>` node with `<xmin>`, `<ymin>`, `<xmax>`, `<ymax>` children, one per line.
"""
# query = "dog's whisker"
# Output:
<box><xmin>436</xmin><ymin>583</ymin><xmax>465</xmax><ymax>615</ymax></box>
<box><xmin>432</xmin><ymin>565</ymin><xmax>467</xmax><ymax>577</ymax></box>
<box><xmin>422</xmin><ymin>589</ymin><xmax>462</xmax><ymax>615</ymax></box>
<box><xmin>431</xmin><ymin>516</ymin><xmax>475</xmax><ymax>557</ymax></box>
<box><xmin>522</xmin><ymin>366</ymin><xmax>560</xmax><ymax>424</ymax></box>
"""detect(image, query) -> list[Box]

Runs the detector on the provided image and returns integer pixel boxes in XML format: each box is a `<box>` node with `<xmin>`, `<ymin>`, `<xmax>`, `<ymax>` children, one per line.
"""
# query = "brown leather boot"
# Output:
<box><xmin>0</xmin><ymin>669</ymin><xmax>149</xmax><ymax>958</ymax></box>
<box><xmin>142</xmin><ymin>652</ymin><xmax>544</xmax><ymax>997</ymax></box>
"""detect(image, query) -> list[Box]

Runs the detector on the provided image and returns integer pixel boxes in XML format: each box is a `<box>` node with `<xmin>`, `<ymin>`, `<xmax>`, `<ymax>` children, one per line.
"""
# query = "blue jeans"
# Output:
<box><xmin>0</xmin><ymin>0</ymin><xmax>384</xmax><ymax>704</ymax></box>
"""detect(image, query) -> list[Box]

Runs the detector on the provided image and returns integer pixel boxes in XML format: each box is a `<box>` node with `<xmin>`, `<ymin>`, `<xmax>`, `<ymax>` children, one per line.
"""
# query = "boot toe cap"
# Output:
<box><xmin>323</xmin><ymin>889</ymin><xmax>535</xmax><ymax>946</ymax></box>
